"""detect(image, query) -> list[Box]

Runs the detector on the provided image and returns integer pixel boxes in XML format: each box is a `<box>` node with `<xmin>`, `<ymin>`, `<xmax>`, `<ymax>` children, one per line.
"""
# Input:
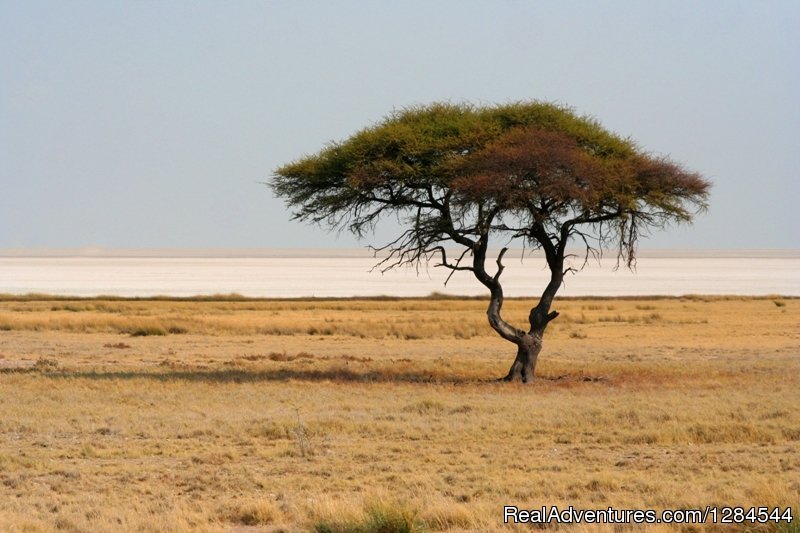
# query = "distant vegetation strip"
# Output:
<box><xmin>0</xmin><ymin>295</ymin><xmax>793</xmax><ymax>339</ymax></box>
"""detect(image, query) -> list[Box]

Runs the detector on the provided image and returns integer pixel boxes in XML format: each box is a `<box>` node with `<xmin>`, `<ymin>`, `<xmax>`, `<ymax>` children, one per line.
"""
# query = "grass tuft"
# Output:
<box><xmin>313</xmin><ymin>502</ymin><xmax>419</xmax><ymax>533</ymax></box>
<box><xmin>223</xmin><ymin>500</ymin><xmax>281</xmax><ymax>526</ymax></box>
<box><xmin>32</xmin><ymin>357</ymin><xmax>60</xmax><ymax>372</ymax></box>
<box><xmin>128</xmin><ymin>326</ymin><xmax>167</xmax><ymax>337</ymax></box>
<box><xmin>404</xmin><ymin>399</ymin><xmax>446</xmax><ymax>414</ymax></box>
<box><xmin>103</xmin><ymin>342</ymin><xmax>131</xmax><ymax>349</ymax></box>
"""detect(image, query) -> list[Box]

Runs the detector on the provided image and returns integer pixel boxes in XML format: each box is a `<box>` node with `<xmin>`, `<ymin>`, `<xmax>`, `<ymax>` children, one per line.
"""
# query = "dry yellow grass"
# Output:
<box><xmin>0</xmin><ymin>296</ymin><xmax>798</xmax><ymax>532</ymax></box>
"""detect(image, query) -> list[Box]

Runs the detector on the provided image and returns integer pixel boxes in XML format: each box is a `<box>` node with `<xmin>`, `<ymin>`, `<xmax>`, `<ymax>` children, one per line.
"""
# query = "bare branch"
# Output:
<box><xmin>493</xmin><ymin>247</ymin><xmax>509</xmax><ymax>283</ymax></box>
<box><xmin>432</xmin><ymin>246</ymin><xmax>473</xmax><ymax>286</ymax></box>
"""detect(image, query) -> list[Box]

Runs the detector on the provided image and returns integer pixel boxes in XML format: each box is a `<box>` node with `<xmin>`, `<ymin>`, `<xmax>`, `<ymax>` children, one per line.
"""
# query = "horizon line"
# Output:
<box><xmin>0</xmin><ymin>247</ymin><xmax>798</xmax><ymax>259</ymax></box>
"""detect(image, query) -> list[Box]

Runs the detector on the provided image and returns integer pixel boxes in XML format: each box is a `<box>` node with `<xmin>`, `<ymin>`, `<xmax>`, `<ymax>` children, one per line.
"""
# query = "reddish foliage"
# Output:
<box><xmin>451</xmin><ymin>127</ymin><xmax>612</xmax><ymax>209</ymax></box>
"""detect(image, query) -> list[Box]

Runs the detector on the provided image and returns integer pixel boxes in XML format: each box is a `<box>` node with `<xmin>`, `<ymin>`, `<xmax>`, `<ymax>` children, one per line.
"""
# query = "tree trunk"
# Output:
<box><xmin>500</xmin><ymin>302</ymin><xmax>558</xmax><ymax>383</ymax></box>
<box><xmin>475</xmin><ymin>245</ymin><xmax>558</xmax><ymax>383</ymax></box>
<box><xmin>502</xmin><ymin>334</ymin><xmax>543</xmax><ymax>383</ymax></box>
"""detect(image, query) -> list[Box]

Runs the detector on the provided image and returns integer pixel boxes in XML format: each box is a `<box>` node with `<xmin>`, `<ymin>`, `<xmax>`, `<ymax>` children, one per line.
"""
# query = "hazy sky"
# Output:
<box><xmin>1</xmin><ymin>1</ymin><xmax>798</xmax><ymax>250</ymax></box>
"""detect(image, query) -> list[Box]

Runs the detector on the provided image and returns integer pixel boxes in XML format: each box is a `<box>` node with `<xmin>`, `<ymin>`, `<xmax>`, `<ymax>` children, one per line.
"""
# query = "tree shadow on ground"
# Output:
<box><xmin>3</xmin><ymin>366</ymin><xmax>607</xmax><ymax>385</ymax></box>
<box><xmin>13</xmin><ymin>367</ymin><xmax>480</xmax><ymax>384</ymax></box>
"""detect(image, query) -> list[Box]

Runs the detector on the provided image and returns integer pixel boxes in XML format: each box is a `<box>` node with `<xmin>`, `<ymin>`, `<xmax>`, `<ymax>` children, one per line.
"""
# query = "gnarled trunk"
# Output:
<box><xmin>500</xmin><ymin>303</ymin><xmax>558</xmax><ymax>383</ymax></box>
<box><xmin>479</xmin><ymin>245</ymin><xmax>562</xmax><ymax>383</ymax></box>
<box><xmin>502</xmin><ymin>334</ymin><xmax>543</xmax><ymax>383</ymax></box>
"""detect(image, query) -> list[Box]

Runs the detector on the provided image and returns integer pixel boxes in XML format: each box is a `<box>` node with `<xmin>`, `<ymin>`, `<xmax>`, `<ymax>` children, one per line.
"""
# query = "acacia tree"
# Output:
<box><xmin>272</xmin><ymin>102</ymin><xmax>710</xmax><ymax>382</ymax></box>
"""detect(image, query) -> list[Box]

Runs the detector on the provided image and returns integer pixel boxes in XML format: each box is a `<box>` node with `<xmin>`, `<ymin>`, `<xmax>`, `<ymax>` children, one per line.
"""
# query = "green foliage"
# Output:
<box><xmin>272</xmin><ymin>101</ymin><xmax>709</xmax><ymax>264</ymax></box>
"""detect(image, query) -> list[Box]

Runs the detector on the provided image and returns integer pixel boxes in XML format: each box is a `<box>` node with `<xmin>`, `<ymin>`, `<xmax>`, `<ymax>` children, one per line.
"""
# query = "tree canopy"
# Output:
<box><xmin>272</xmin><ymin>101</ymin><xmax>710</xmax><ymax>381</ymax></box>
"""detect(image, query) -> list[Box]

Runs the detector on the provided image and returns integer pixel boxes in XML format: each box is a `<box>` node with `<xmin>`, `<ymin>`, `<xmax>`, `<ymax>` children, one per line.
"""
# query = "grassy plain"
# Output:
<box><xmin>0</xmin><ymin>295</ymin><xmax>798</xmax><ymax>532</ymax></box>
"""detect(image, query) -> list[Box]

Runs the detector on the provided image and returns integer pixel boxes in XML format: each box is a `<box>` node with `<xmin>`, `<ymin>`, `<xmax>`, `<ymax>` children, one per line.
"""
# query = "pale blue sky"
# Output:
<box><xmin>1</xmin><ymin>1</ymin><xmax>798</xmax><ymax>249</ymax></box>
